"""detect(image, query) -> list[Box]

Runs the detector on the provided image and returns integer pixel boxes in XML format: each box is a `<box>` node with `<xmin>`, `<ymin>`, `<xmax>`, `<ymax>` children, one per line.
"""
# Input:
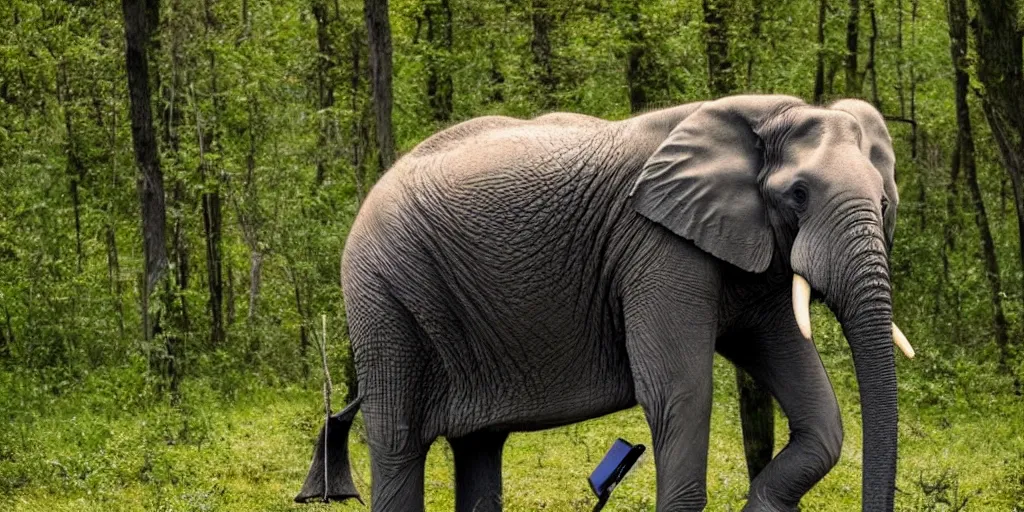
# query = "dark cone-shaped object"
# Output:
<box><xmin>295</xmin><ymin>399</ymin><xmax>363</xmax><ymax>504</ymax></box>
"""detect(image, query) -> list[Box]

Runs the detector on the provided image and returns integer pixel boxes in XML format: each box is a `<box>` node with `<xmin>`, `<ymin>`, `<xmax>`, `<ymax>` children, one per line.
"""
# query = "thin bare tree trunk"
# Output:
<box><xmin>867</xmin><ymin>0</ymin><xmax>880</xmax><ymax>106</ymax></box>
<box><xmin>163</xmin><ymin>0</ymin><xmax>191</xmax><ymax>335</ymax></box>
<box><xmin>226</xmin><ymin>263</ymin><xmax>235</xmax><ymax>326</ymax></box>
<box><xmin>288</xmin><ymin>260</ymin><xmax>311</xmax><ymax>379</ymax></box>
<box><xmin>703</xmin><ymin>0</ymin><xmax>737</xmax><ymax>96</ymax></box>
<box><xmin>942</xmin><ymin>140</ymin><xmax>961</xmax><ymax>280</ymax></box>
<box><xmin>531</xmin><ymin>0</ymin><xmax>557</xmax><ymax>109</ymax></box>
<box><xmin>423</xmin><ymin>0</ymin><xmax>453</xmax><ymax>122</ymax></box>
<box><xmin>746</xmin><ymin>0</ymin><xmax>764</xmax><ymax>90</ymax></box>
<box><xmin>200</xmin><ymin>0</ymin><xmax>225</xmax><ymax>348</ymax></box>
<box><xmin>348</xmin><ymin>17</ymin><xmax>370</xmax><ymax>202</ymax></box>
<box><xmin>0</xmin><ymin>303</ymin><xmax>12</xmax><ymax>356</ymax></box>
<box><xmin>106</xmin><ymin>82</ymin><xmax>125</xmax><ymax>338</ymax></box>
<box><xmin>909</xmin><ymin>0</ymin><xmax>918</xmax><ymax>160</ymax></box>
<box><xmin>895</xmin><ymin>0</ymin><xmax>906</xmax><ymax>115</ymax></box>
<box><xmin>814</xmin><ymin>0</ymin><xmax>827</xmax><ymax>103</ymax></box>
<box><xmin>845</xmin><ymin>0</ymin><xmax>861</xmax><ymax>95</ymax></box>
<box><xmin>56</xmin><ymin>63</ymin><xmax>86</xmax><ymax>274</ymax></box>
<box><xmin>313</xmin><ymin>0</ymin><xmax>337</xmax><ymax>187</ymax></box>
<box><xmin>365</xmin><ymin>0</ymin><xmax>396</xmax><ymax>171</ymax></box>
<box><xmin>625</xmin><ymin>0</ymin><xmax>647</xmax><ymax>112</ymax></box>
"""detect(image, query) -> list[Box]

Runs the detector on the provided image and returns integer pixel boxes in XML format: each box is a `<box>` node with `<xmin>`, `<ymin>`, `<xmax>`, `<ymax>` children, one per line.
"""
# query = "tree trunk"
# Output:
<box><xmin>57</xmin><ymin>64</ymin><xmax>86</xmax><ymax>274</ymax></box>
<box><xmin>866</xmin><ymin>0</ymin><xmax>879</xmax><ymax>106</ymax></box>
<box><xmin>624</xmin><ymin>0</ymin><xmax>672</xmax><ymax>111</ymax></box>
<box><xmin>531</xmin><ymin>0</ymin><xmax>557</xmax><ymax>109</ymax></box>
<box><xmin>162</xmin><ymin>0</ymin><xmax>191</xmax><ymax>336</ymax></box>
<box><xmin>171</xmin><ymin>181</ymin><xmax>191</xmax><ymax>333</ymax></box>
<box><xmin>123</xmin><ymin>0</ymin><xmax>168</xmax><ymax>332</ymax></box>
<box><xmin>947</xmin><ymin>0</ymin><xmax>1016</xmax><ymax>391</ymax></box>
<box><xmin>365</xmin><ymin>0</ymin><xmax>396</xmax><ymax>171</ymax></box>
<box><xmin>909</xmin><ymin>0</ymin><xmax>918</xmax><ymax>160</ymax></box>
<box><xmin>845</xmin><ymin>0</ymin><xmax>861</xmax><ymax>95</ymax></box>
<box><xmin>248</xmin><ymin>250</ymin><xmax>263</xmax><ymax>322</ymax></box>
<box><xmin>703</xmin><ymin>0</ymin><xmax>736</xmax><ymax>96</ymax></box>
<box><xmin>241</xmin><ymin>0</ymin><xmax>251</xmax><ymax>38</ymax></box>
<box><xmin>625</xmin><ymin>0</ymin><xmax>647</xmax><ymax>112</ymax></box>
<box><xmin>226</xmin><ymin>262</ymin><xmax>235</xmax><ymax>326</ymax></box>
<box><xmin>942</xmin><ymin>139</ymin><xmax>961</xmax><ymax>279</ymax></box>
<box><xmin>974</xmin><ymin>0</ymin><xmax>1024</xmax><ymax>317</ymax></box>
<box><xmin>0</xmin><ymin>304</ymin><xmax>12</xmax><ymax>359</ymax></box>
<box><xmin>288</xmin><ymin>261</ymin><xmax>311</xmax><ymax>379</ymax></box>
<box><xmin>736</xmin><ymin>370</ymin><xmax>774</xmax><ymax>479</ymax></box>
<box><xmin>423</xmin><ymin>0</ymin><xmax>453</xmax><ymax>122</ymax></box>
<box><xmin>703</xmin><ymin>0</ymin><xmax>774</xmax><ymax>479</ymax></box>
<box><xmin>106</xmin><ymin>224</ymin><xmax>125</xmax><ymax>338</ymax></box>
<box><xmin>487</xmin><ymin>41</ymin><xmax>505</xmax><ymax>104</ymax></box>
<box><xmin>746</xmin><ymin>0</ymin><xmax>764</xmax><ymax>90</ymax></box>
<box><xmin>348</xmin><ymin>17</ymin><xmax>370</xmax><ymax>202</ymax></box>
<box><xmin>895</xmin><ymin>0</ymin><xmax>906</xmax><ymax>115</ymax></box>
<box><xmin>814</xmin><ymin>0</ymin><xmax>827</xmax><ymax>103</ymax></box>
<box><xmin>201</xmin><ymin>0</ymin><xmax>225</xmax><ymax>348</ymax></box>
<box><xmin>313</xmin><ymin>0</ymin><xmax>337</xmax><ymax>187</ymax></box>
<box><xmin>121</xmin><ymin>0</ymin><xmax>181</xmax><ymax>397</ymax></box>
<box><xmin>106</xmin><ymin>82</ymin><xmax>125</xmax><ymax>338</ymax></box>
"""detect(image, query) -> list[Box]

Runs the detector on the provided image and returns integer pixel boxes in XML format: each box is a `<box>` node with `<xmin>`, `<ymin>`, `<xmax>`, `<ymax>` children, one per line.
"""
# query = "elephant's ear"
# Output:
<box><xmin>630</xmin><ymin>95</ymin><xmax>805</xmax><ymax>273</ymax></box>
<box><xmin>829</xmin><ymin>99</ymin><xmax>899</xmax><ymax>243</ymax></box>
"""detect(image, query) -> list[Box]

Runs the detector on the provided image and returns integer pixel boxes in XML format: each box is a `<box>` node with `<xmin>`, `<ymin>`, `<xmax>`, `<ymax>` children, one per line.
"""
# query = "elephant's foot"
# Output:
<box><xmin>741</xmin><ymin>489</ymin><xmax>800</xmax><ymax>512</ymax></box>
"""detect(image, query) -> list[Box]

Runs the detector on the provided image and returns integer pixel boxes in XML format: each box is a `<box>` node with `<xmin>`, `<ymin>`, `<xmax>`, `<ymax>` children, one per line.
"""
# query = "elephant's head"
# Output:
<box><xmin>630</xmin><ymin>95</ymin><xmax>912</xmax><ymax>510</ymax></box>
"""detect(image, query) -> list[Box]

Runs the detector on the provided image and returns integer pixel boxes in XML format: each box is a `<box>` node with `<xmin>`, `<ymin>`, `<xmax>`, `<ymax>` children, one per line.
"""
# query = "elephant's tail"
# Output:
<box><xmin>294</xmin><ymin>397</ymin><xmax>364</xmax><ymax>504</ymax></box>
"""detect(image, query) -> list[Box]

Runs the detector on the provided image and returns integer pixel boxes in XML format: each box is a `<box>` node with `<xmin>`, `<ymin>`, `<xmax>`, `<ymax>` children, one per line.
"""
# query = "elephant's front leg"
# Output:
<box><xmin>718</xmin><ymin>319</ymin><xmax>843</xmax><ymax>511</ymax></box>
<box><xmin>623</xmin><ymin>269</ymin><xmax>719</xmax><ymax>511</ymax></box>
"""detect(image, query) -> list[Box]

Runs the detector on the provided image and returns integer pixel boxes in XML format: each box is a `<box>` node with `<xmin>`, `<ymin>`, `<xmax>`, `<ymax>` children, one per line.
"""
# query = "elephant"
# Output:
<box><xmin>295</xmin><ymin>95</ymin><xmax>915</xmax><ymax>511</ymax></box>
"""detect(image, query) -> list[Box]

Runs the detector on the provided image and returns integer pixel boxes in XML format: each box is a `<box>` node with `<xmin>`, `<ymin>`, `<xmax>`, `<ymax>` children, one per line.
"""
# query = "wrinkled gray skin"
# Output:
<box><xmin>304</xmin><ymin>95</ymin><xmax>901</xmax><ymax>511</ymax></box>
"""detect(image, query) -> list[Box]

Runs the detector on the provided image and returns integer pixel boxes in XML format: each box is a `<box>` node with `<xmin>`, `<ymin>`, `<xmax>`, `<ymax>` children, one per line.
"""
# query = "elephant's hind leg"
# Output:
<box><xmin>449</xmin><ymin>431</ymin><xmax>509</xmax><ymax>512</ymax></box>
<box><xmin>348</xmin><ymin>286</ymin><xmax>438</xmax><ymax>512</ymax></box>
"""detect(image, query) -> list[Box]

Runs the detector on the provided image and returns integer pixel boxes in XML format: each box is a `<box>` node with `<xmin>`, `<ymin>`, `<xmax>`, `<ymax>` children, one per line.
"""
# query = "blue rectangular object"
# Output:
<box><xmin>588</xmin><ymin>438</ymin><xmax>645</xmax><ymax>499</ymax></box>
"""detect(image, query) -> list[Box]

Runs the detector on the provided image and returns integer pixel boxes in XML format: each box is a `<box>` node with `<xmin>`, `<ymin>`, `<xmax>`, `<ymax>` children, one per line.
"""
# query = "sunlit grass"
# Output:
<box><xmin>3</xmin><ymin>323</ymin><xmax>1023</xmax><ymax>511</ymax></box>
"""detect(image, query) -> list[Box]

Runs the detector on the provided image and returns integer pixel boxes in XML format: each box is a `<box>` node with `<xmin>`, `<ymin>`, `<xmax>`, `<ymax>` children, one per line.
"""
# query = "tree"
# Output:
<box><xmin>952</xmin><ymin>0</ymin><xmax>1018</xmax><ymax>392</ymax></box>
<box><xmin>199</xmin><ymin>0</ymin><xmax>226</xmax><ymax>348</ymax></box>
<box><xmin>121</xmin><ymin>0</ymin><xmax>182</xmax><ymax>396</ymax></box>
<box><xmin>813</xmin><ymin>0</ymin><xmax>827</xmax><ymax>103</ymax></box>
<box><xmin>623</xmin><ymin>0</ymin><xmax>676</xmax><ymax>112</ymax></box>
<box><xmin>530</xmin><ymin>0</ymin><xmax>557</xmax><ymax>109</ymax></box>
<box><xmin>312</xmin><ymin>0</ymin><xmax>339</xmax><ymax>187</ymax></box>
<box><xmin>365</xmin><ymin>0</ymin><xmax>396</xmax><ymax>171</ymax></box>
<box><xmin>703</xmin><ymin>0</ymin><xmax>737</xmax><ymax>96</ymax></box>
<box><xmin>420</xmin><ymin>0</ymin><xmax>453</xmax><ymax>122</ymax></box>
<box><xmin>973</xmin><ymin>0</ymin><xmax>1024</xmax><ymax>314</ymax></box>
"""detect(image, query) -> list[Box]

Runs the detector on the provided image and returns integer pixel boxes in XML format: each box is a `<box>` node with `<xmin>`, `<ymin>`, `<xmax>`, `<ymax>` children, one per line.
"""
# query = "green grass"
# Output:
<box><xmin>3</xmin><ymin>329</ymin><xmax>1024</xmax><ymax>511</ymax></box>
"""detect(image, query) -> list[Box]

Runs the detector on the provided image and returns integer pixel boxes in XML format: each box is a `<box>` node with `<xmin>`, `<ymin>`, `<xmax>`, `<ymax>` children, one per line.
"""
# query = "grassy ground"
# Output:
<box><xmin>3</xmin><ymin>327</ymin><xmax>1024</xmax><ymax>511</ymax></box>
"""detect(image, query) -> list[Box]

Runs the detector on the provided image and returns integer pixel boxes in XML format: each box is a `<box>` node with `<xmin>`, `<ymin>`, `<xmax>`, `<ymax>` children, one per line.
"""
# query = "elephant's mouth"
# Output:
<box><xmin>791</xmin><ymin>273</ymin><xmax>915</xmax><ymax>359</ymax></box>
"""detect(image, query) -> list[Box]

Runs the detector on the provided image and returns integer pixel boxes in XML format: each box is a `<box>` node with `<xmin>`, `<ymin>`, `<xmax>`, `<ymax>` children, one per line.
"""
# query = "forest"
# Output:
<box><xmin>1</xmin><ymin>0</ymin><xmax>1023</xmax><ymax>509</ymax></box>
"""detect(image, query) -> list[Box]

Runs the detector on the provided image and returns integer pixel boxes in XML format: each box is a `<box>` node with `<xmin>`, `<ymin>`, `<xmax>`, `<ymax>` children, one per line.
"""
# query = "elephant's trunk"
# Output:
<box><xmin>833</xmin><ymin>235</ymin><xmax>898</xmax><ymax>512</ymax></box>
<box><xmin>843</xmin><ymin>305</ymin><xmax>898</xmax><ymax>511</ymax></box>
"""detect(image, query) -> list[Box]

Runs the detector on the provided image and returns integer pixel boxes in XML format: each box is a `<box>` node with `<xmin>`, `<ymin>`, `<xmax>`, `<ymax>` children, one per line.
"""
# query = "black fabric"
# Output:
<box><xmin>294</xmin><ymin>398</ymin><xmax>363</xmax><ymax>504</ymax></box>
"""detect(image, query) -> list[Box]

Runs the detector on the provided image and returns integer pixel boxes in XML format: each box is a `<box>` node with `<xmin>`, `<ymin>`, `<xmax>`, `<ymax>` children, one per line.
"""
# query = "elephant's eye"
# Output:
<box><xmin>789</xmin><ymin>183</ymin><xmax>809</xmax><ymax>212</ymax></box>
<box><xmin>881</xmin><ymin>197</ymin><xmax>890</xmax><ymax>216</ymax></box>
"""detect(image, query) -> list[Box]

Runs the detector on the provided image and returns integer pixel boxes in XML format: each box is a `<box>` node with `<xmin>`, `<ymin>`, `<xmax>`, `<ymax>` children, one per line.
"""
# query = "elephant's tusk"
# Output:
<box><xmin>893</xmin><ymin>322</ymin><xmax>915</xmax><ymax>359</ymax></box>
<box><xmin>792</xmin><ymin>274</ymin><xmax>813</xmax><ymax>341</ymax></box>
